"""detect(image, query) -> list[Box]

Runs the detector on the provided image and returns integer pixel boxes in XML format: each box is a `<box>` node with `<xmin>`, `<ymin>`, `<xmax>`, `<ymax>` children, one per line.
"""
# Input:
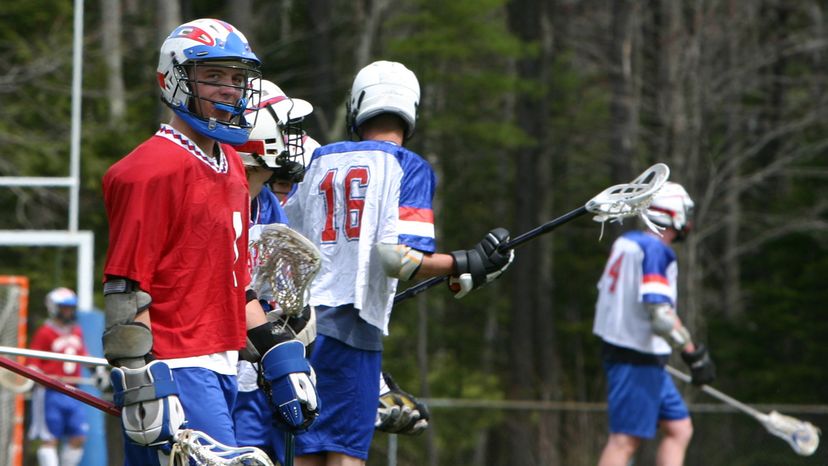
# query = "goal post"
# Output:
<box><xmin>0</xmin><ymin>276</ymin><xmax>29</xmax><ymax>466</ymax></box>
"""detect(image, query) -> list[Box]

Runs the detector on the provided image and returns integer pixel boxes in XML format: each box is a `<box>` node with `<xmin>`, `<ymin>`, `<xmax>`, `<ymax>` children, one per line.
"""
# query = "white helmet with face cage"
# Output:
<box><xmin>645</xmin><ymin>182</ymin><xmax>695</xmax><ymax>236</ymax></box>
<box><xmin>234</xmin><ymin>79</ymin><xmax>314</xmax><ymax>183</ymax></box>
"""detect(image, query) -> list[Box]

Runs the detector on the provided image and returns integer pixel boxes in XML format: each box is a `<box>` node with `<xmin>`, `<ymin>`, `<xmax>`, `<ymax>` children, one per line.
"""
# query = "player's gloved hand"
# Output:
<box><xmin>449</xmin><ymin>228</ymin><xmax>515</xmax><ymax>298</ymax></box>
<box><xmin>109</xmin><ymin>360</ymin><xmax>186</xmax><ymax>449</ymax></box>
<box><xmin>681</xmin><ymin>344</ymin><xmax>716</xmax><ymax>385</ymax></box>
<box><xmin>376</xmin><ymin>371</ymin><xmax>430</xmax><ymax>435</ymax></box>
<box><xmin>260</xmin><ymin>340</ymin><xmax>319</xmax><ymax>432</ymax></box>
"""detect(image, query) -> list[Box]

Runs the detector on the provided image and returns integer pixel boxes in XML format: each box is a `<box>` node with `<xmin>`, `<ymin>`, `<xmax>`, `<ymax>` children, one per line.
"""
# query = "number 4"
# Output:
<box><xmin>607</xmin><ymin>254</ymin><xmax>623</xmax><ymax>293</ymax></box>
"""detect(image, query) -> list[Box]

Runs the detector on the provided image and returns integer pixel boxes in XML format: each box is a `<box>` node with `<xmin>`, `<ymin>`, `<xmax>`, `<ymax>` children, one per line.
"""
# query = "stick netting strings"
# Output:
<box><xmin>250</xmin><ymin>224</ymin><xmax>321</xmax><ymax>317</ymax></box>
<box><xmin>169</xmin><ymin>429</ymin><xmax>275</xmax><ymax>466</ymax></box>
<box><xmin>585</xmin><ymin>163</ymin><xmax>671</xmax><ymax>239</ymax></box>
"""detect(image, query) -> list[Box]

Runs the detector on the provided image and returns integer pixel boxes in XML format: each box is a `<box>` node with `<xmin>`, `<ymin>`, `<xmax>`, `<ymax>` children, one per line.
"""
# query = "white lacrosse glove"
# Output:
<box><xmin>110</xmin><ymin>360</ymin><xmax>186</xmax><ymax>449</ymax></box>
<box><xmin>260</xmin><ymin>340</ymin><xmax>319</xmax><ymax>432</ymax></box>
<box><xmin>449</xmin><ymin>228</ymin><xmax>515</xmax><ymax>298</ymax></box>
<box><xmin>376</xmin><ymin>371</ymin><xmax>430</xmax><ymax>435</ymax></box>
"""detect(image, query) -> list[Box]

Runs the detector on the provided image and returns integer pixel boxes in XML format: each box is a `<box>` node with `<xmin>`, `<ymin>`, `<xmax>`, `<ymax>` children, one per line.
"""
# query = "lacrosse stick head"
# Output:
<box><xmin>585</xmin><ymin>163</ymin><xmax>670</xmax><ymax>235</ymax></box>
<box><xmin>249</xmin><ymin>223</ymin><xmax>321</xmax><ymax>317</ymax></box>
<box><xmin>763</xmin><ymin>410</ymin><xmax>821</xmax><ymax>456</ymax></box>
<box><xmin>170</xmin><ymin>429</ymin><xmax>275</xmax><ymax>466</ymax></box>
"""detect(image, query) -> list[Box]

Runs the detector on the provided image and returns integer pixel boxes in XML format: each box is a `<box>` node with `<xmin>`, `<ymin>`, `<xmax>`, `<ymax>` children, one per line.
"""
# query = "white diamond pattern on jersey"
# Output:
<box><xmin>156</xmin><ymin>124</ymin><xmax>229</xmax><ymax>174</ymax></box>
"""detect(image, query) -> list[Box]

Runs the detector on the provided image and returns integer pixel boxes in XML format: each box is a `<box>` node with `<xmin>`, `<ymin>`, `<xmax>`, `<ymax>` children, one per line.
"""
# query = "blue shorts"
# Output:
<box><xmin>295</xmin><ymin>335</ymin><xmax>381</xmax><ymax>460</ymax></box>
<box><xmin>604</xmin><ymin>361</ymin><xmax>689</xmax><ymax>439</ymax></box>
<box><xmin>28</xmin><ymin>387</ymin><xmax>90</xmax><ymax>441</ymax></box>
<box><xmin>123</xmin><ymin>367</ymin><xmax>238</xmax><ymax>466</ymax></box>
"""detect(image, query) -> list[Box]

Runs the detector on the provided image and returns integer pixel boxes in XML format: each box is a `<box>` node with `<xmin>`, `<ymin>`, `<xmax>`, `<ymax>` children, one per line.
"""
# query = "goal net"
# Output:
<box><xmin>0</xmin><ymin>276</ymin><xmax>28</xmax><ymax>466</ymax></box>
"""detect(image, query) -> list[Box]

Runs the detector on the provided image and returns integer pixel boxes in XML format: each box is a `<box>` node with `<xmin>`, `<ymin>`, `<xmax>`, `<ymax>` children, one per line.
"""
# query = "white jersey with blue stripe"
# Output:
<box><xmin>285</xmin><ymin>140</ymin><xmax>436</xmax><ymax>334</ymax></box>
<box><xmin>593</xmin><ymin>230</ymin><xmax>677</xmax><ymax>355</ymax></box>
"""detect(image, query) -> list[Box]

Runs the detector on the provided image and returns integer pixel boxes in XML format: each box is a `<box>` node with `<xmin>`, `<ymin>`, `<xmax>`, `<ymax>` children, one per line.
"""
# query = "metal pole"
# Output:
<box><xmin>69</xmin><ymin>0</ymin><xmax>84</xmax><ymax>232</ymax></box>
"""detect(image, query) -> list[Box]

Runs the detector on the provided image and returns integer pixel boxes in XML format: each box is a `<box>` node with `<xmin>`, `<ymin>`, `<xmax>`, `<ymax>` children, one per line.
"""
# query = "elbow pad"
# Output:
<box><xmin>102</xmin><ymin>277</ymin><xmax>153</xmax><ymax>366</ymax></box>
<box><xmin>375</xmin><ymin>243</ymin><xmax>424</xmax><ymax>281</ymax></box>
<box><xmin>647</xmin><ymin>303</ymin><xmax>691</xmax><ymax>349</ymax></box>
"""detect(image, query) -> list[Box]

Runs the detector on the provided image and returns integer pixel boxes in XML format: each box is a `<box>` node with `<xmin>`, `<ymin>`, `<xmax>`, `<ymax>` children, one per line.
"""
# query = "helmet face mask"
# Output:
<box><xmin>157</xmin><ymin>19</ymin><xmax>262</xmax><ymax>145</ymax></box>
<box><xmin>234</xmin><ymin>79</ymin><xmax>314</xmax><ymax>184</ymax></box>
<box><xmin>346</xmin><ymin>61</ymin><xmax>420</xmax><ymax>140</ymax></box>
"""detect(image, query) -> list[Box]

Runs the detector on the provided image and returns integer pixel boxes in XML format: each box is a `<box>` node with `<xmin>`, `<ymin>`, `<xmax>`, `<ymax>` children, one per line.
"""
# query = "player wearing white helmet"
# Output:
<box><xmin>285</xmin><ymin>60</ymin><xmax>514</xmax><ymax>466</ymax></box>
<box><xmin>102</xmin><ymin>19</ymin><xmax>317</xmax><ymax>465</ymax></box>
<box><xmin>231</xmin><ymin>78</ymin><xmax>320</xmax><ymax>464</ymax></box>
<box><xmin>27</xmin><ymin>288</ymin><xmax>89</xmax><ymax>466</ymax></box>
<box><xmin>593</xmin><ymin>181</ymin><xmax>715</xmax><ymax>466</ymax></box>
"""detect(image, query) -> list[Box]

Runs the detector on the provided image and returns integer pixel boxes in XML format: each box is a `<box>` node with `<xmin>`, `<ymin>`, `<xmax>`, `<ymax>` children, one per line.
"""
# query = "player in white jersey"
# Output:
<box><xmin>285</xmin><ymin>60</ymin><xmax>514</xmax><ymax>466</ymax></box>
<box><xmin>593</xmin><ymin>182</ymin><xmax>716</xmax><ymax>466</ymax></box>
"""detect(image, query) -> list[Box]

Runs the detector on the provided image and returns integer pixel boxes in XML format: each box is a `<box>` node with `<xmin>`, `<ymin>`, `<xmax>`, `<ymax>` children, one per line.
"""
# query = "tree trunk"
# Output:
<box><xmin>609</xmin><ymin>0</ymin><xmax>639</xmax><ymax>184</ymax></box>
<box><xmin>101</xmin><ymin>0</ymin><xmax>125</xmax><ymax>123</ymax></box>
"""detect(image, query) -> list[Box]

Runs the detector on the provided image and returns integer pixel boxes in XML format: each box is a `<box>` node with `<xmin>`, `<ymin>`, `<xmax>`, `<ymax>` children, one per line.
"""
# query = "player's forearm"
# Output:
<box><xmin>244</xmin><ymin>294</ymin><xmax>268</xmax><ymax>329</ymax></box>
<box><xmin>414</xmin><ymin>252</ymin><xmax>456</xmax><ymax>279</ymax></box>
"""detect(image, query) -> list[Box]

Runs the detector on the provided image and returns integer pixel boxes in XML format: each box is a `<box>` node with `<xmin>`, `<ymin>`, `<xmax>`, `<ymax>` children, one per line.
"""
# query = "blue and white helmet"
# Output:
<box><xmin>157</xmin><ymin>18</ymin><xmax>261</xmax><ymax>145</ymax></box>
<box><xmin>45</xmin><ymin>287</ymin><xmax>78</xmax><ymax>319</ymax></box>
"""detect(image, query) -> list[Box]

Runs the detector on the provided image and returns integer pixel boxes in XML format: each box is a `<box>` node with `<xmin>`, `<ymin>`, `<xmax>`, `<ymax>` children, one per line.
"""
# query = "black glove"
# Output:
<box><xmin>376</xmin><ymin>372</ymin><xmax>430</xmax><ymax>435</ymax></box>
<box><xmin>449</xmin><ymin>228</ymin><xmax>515</xmax><ymax>298</ymax></box>
<box><xmin>681</xmin><ymin>344</ymin><xmax>716</xmax><ymax>386</ymax></box>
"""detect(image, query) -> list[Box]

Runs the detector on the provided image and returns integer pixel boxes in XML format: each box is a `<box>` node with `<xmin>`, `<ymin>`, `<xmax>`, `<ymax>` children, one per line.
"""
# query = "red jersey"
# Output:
<box><xmin>29</xmin><ymin>321</ymin><xmax>87</xmax><ymax>378</ymax></box>
<box><xmin>103</xmin><ymin>124</ymin><xmax>250</xmax><ymax>359</ymax></box>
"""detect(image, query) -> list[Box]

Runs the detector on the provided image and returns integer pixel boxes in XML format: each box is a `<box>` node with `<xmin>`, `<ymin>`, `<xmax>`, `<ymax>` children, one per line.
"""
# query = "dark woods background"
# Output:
<box><xmin>0</xmin><ymin>1</ymin><xmax>826</xmax><ymax>465</ymax></box>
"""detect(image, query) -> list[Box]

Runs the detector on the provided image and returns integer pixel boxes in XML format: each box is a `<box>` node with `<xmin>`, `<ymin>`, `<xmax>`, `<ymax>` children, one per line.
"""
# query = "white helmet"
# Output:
<box><xmin>45</xmin><ymin>287</ymin><xmax>78</xmax><ymax>319</ymax></box>
<box><xmin>234</xmin><ymin>79</ymin><xmax>314</xmax><ymax>182</ymax></box>
<box><xmin>347</xmin><ymin>60</ymin><xmax>420</xmax><ymax>139</ymax></box>
<box><xmin>645</xmin><ymin>182</ymin><xmax>695</xmax><ymax>235</ymax></box>
<box><xmin>157</xmin><ymin>18</ymin><xmax>261</xmax><ymax>145</ymax></box>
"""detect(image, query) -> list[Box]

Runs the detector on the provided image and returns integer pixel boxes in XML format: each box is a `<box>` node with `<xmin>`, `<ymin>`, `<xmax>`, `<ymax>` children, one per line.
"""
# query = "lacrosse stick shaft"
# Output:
<box><xmin>666</xmin><ymin>365</ymin><xmax>765</xmax><ymax>419</ymax></box>
<box><xmin>498</xmin><ymin>206</ymin><xmax>588</xmax><ymax>252</ymax></box>
<box><xmin>394</xmin><ymin>206</ymin><xmax>589</xmax><ymax>304</ymax></box>
<box><xmin>0</xmin><ymin>345</ymin><xmax>110</xmax><ymax>367</ymax></box>
<box><xmin>0</xmin><ymin>356</ymin><xmax>120</xmax><ymax>416</ymax></box>
<box><xmin>284</xmin><ymin>431</ymin><xmax>295</xmax><ymax>466</ymax></box>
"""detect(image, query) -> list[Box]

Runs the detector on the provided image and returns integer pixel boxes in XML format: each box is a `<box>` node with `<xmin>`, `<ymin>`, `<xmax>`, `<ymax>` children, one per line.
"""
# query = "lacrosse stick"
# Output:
<box><xmin>0</xmin><ymin>345</ymin><xmax>109</xmax><ymax>367</ymax></box>
<box><xmin>249</xmin><ymin>223</ymin><xmax>321</xmax><ymax>466</ymax></box>
<box><xmin>0</xmin><ymin>356</ymin><xmax>276</xmax><ymax>465</ymax></box>
<box><xmin>666</xmin><ymin>365</ymin><xmax>821</xmax><ymax>456</ymax></box>
<box><xmin>250</xmin><ymin>223</ymin><xmax>322</xmax><ymax>318</ymax></box>
<box><xmin>395</xmin><ymin>163</ymin><xmax>671</xmax><ymax>303</ymax></box>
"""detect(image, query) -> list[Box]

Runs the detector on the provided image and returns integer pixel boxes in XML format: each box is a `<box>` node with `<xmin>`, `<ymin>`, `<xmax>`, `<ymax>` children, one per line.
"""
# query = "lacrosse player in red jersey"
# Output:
<box><xmin>284</xmin><ymin>60</ymin><xmax>514</xmax><ymax>466</ymax></box>
<box><xmin>27</xmin><ymin>288</ymin><xmax>89</xmax><ymax>466</ymax></box>
<box><xmin>593</xmin><ymin>182</ymin><xmax>716</xmax><ymax>466</ymax></box>
<box><xmin>101</xmin><ymin>19</ymin><xmax>316</xmax><ymax>466</ymax></box>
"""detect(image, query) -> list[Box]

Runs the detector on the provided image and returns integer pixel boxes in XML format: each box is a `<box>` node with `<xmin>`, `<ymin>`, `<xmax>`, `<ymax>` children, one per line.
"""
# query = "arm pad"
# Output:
<box><xmin>375</xmin><ymin>243</ymin><xmax>424</xmax><ymax>281</ymax></box>
<box><xmin>647</xmin><ymin>302</ymin><xmax>692</xmax><ymax>349</ymax></box>
<box><xmin>103</xmin><ymin>277</ymin><xmax>153</xmax><ymax>366</ymax></box>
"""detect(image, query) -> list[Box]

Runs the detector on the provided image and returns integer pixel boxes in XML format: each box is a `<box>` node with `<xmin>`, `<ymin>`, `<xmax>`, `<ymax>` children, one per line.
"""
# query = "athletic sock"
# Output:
<box><xmin>36</xmin><ymin>445</ymin><xmax>59</xmax><ymax>466</ymax></box>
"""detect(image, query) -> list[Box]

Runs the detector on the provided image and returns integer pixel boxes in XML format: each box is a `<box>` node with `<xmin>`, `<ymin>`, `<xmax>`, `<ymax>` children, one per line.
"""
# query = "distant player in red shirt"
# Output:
<box><xmin>27</xmin><ymin>287</ymin><xmax>89</xmax><ymax>466</ymax></box>
<box><xmin>101</xmin><ymin>18</ymin><xmax>317</xmax><ymax>466</ymax></box>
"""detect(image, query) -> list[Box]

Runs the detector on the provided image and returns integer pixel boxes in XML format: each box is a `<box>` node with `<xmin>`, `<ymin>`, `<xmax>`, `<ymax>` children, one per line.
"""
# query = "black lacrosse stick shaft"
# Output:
<box><xmin>393</xmin><ymin>205</ymin><xmax>589</xmax><ymax>304</ymax></box>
